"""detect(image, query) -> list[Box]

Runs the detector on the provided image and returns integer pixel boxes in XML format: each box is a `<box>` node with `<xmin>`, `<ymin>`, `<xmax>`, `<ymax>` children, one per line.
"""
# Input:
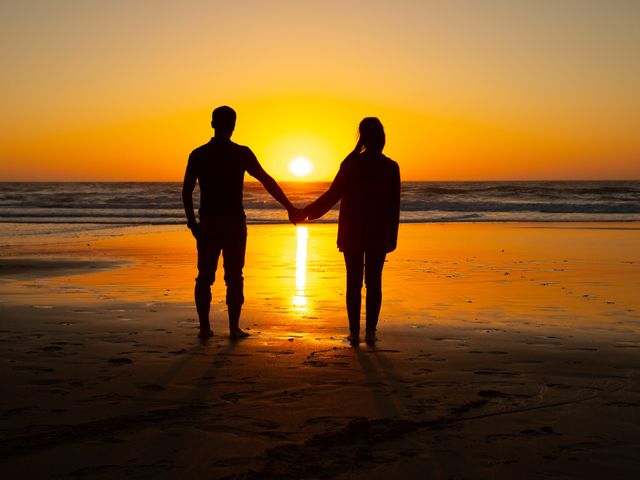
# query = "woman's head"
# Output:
<box><xmin>356</xmin><ymin>117</ymin><xmax>385</xmax><ymax>154</ymax></box>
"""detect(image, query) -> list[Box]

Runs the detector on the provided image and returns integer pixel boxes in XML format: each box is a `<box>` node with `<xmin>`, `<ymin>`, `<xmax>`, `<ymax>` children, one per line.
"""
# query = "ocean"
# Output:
<box><xmin>0</xmin><ymin>181</ymin><xmax>639</xmax><ymax>238</ymax></box>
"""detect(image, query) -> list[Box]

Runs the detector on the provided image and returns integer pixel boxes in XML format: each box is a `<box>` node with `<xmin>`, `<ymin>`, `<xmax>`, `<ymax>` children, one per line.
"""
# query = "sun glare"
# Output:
<box><xmin>288</xmin><ymin>156</ymin><xmax>313</xmax><ymax>177</ymax></box>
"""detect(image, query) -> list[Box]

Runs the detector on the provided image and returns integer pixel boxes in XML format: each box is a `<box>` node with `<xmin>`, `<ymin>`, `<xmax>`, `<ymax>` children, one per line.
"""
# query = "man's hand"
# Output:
<box><xmin>188</xmin><ymin>222</ymin><xmax>200</xmax><ymax>240</ymax></box>
<box><xmin>288</xmin><ymin>207</ymin><xmax>306</xmax><ymax>225</ymax></box>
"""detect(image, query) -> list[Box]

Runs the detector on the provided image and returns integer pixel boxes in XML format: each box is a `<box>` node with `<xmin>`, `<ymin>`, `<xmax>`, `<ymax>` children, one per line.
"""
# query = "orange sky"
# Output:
<box><xmin>1</xmin><ymin>1</ymin><xmax>639</xmax><ymax>181</ymax></box>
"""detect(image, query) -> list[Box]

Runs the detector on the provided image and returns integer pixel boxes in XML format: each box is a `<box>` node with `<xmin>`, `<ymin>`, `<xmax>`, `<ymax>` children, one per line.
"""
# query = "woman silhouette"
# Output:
<box><xmin>304</xmin><ymin>118</ymin><xmax>400</xmax><ymax>345</ymax></box>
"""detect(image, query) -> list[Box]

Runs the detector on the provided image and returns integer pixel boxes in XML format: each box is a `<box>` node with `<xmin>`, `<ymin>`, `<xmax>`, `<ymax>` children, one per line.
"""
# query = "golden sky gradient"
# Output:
<box><xmin>1</xmin><ymin>1</ymin><xmax>639</xmax><ymax>181</ymax></box>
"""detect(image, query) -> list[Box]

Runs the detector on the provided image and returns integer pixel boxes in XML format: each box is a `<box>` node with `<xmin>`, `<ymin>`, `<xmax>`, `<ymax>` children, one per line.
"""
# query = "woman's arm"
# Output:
<box><xmin>387</xmin><ymin>162</ymin><xmax>401</xmax><ymax>252</ymax></box>
<box><xmin>305</xmin><ymin>162</ymin><xmax>346</xmax><ymax>220</ymax></box>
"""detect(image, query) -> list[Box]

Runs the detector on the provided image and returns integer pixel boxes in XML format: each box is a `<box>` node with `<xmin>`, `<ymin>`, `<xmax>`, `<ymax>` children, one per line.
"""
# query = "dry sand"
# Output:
<box><xmin>1</xmin><ymin>223</ymin><xmax>639</xmax><ymax>479</ymax></box>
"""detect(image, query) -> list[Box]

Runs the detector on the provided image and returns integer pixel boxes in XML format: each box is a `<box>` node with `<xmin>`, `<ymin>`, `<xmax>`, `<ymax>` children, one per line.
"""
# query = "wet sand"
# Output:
<box><xmin>1</xmin><ymin>223</ymin><xmax>639</xmax><ymax>478</ymax></box>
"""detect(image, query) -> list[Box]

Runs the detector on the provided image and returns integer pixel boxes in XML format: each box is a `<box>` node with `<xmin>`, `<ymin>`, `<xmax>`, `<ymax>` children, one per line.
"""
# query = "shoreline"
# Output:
<box><xmin>2</xmin><ymin>220</ymin><xmax>640</xmax><ymax>248</ymax></box>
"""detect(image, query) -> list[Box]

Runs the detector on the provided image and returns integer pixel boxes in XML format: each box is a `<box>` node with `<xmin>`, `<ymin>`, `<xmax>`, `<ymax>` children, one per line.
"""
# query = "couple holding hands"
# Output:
<box><xmin>182</xmin><ymin>106</ymin><xmax>400</xmax><ymax>345</ymax></box>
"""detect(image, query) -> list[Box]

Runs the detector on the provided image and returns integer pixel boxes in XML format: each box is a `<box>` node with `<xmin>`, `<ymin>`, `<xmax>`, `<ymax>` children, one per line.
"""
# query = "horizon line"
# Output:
<box><xmin>0</xmin><ymin>178</ymin><xmax>639</xmax><ymax>183</ymax></box>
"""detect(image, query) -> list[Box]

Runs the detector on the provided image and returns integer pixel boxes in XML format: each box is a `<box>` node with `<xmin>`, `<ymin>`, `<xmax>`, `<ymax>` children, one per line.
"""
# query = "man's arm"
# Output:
<box><xmin>246</xmin><ymin>152</ymin><xmax>303</xmax><ymax>223</ymax></box>
<box><xmin>252</xmin><ymin>166</ymin><xmax>293</xmax><ymax>210</ymax></box>
<box><xmin>182</xmin><ymin>167</ymin><xmax>198</xmax><ymax>237</ymax></box>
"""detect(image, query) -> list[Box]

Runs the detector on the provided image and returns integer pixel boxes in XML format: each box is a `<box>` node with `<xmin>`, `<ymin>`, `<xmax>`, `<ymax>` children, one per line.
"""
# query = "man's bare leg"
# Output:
<box><xmin>195</xmin><ymin>281</ymin><xmax>213</xmax><ymax>338</ymax></box>
<box><xmin>228</xmin><ymin>303</ymin><xmax>249</xmax><ymax>338</ymax></box>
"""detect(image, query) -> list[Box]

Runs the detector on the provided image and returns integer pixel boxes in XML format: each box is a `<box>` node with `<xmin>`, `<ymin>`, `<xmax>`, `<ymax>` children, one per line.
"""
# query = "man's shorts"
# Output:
<box><xmin>196</xmin><ymin>214</ymin><xmax>247</xmax><ymax>305</ymax></box>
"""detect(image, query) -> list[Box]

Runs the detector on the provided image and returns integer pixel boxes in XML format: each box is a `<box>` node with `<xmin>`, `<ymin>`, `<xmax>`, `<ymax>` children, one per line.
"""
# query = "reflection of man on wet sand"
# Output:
<box><xmin>182</xmin><ymin>106</ymin><xmax>301</xmax><ymax>339</ymax></box>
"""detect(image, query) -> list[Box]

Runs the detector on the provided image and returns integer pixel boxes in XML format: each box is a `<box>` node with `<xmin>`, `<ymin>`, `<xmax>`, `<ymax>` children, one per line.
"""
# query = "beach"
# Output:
<box><xmin>1</xmin><ymin>222</ymin><xmax>640</xmax><ymax>479</ymax></box>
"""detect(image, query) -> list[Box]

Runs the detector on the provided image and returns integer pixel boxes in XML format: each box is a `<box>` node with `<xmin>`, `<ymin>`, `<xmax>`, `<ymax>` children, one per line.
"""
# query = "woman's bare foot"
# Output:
<box><xmin>365</xmin><ymin>330</ymin><xmax>377</xmax><ymax>345</ymax></box>
<box><xmin>347</xmin><ymin>331</ymin><xmax>360</xmax><ymax>345</ymax></box>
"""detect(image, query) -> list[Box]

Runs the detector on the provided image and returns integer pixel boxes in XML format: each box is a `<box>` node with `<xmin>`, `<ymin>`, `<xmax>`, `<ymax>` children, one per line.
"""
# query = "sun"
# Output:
<box><xmin>288</xmin><ymin>156</ymin><xmax>313</xmax><ymax>177</ymax></box>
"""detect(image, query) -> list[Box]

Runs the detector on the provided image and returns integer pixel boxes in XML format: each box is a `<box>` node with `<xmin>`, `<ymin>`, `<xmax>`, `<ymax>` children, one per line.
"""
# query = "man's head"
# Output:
<box><xmin>211</xmin><ymin>106</ymin><xmax>236</xmax><ymax>138</ymax></box>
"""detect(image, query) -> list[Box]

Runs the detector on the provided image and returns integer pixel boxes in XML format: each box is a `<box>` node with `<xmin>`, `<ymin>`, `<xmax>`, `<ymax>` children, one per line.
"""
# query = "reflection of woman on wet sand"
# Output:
<box><xmin>303</xmin><ymin>118</ymin><xmax>401</xmax><ymax>345</ymax></box>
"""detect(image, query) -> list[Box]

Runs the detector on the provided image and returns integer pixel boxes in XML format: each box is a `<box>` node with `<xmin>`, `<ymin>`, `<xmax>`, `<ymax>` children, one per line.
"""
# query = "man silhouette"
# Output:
<box><xmin>182</xmin><ymin>106</ymin><xmax>300</xmax><ymax>339</ymax></box>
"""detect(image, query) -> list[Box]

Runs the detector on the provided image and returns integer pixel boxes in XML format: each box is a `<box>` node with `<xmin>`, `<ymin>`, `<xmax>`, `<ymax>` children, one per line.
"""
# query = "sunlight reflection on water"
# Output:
<box><xmin>293</xmin><ymin>226</ymin><xmax>308</xmax><ymax>310</ymax></box>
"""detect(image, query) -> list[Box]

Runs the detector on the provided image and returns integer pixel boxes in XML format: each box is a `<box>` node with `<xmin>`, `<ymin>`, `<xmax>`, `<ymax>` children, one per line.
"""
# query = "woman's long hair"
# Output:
<box><xmin>352</xmin><ymin>117</ymin><xmax>385</xmax><ymax>155</ymax></box>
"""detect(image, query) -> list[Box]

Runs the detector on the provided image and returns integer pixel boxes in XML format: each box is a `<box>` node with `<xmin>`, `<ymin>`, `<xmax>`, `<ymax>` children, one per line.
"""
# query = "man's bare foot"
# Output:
<box><xmin>230</xmin><ymin>328</ymin><xmax>250</xmax><ymax>339</ymax></box>
<box><xmin>347</xmin><ymin>331</ymin><xmax>360</xmax><ymax>345</ymax></box>
<box><xmin>198</xmin><ymin>329</ymin><xmax>213</xmax><ymax>339</ymax></box>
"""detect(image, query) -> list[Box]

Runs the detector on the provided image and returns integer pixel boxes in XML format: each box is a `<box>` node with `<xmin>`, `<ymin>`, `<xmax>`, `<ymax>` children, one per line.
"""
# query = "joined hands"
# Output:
<box><xmin>288</xmin><ymin>206</ymin><xmax>308</xmax><ymax>225</ymax></box>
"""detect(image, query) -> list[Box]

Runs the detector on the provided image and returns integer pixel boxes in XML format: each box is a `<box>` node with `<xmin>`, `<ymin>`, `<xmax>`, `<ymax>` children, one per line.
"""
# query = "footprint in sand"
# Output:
<box><xmin>468</xmin><ymin>350</ymin><xmax>508</xmax><ymax>355</ymax></box>
<box><xmin>477</xmin><ymin>390</ymin><xmax>513</xmax><ymax>398</ymax></box>
<box><xmin>606</xmin><ymin>401</ymin><xmax>640</xmax><ymax>407</ymax></box>
<box><xmin>473</xmin><ymin>368</ymin><xmax>520</xmax><ymax>377</ymax></box>
<box><xmin>256</xmin><ymin>349</ymin><xmax>295</xmax><ymax>356</ymax></box>
<box><xmin>30</xmin><ymin>378</ymin><xmax>64</xmax><ymax>386</ymax></box>
<box><xmin>168</xmin><ymin>349</ymin><xmax>187</xmax><ymax>354</ymax></box>
<box><xmin>12</xmin><ymin>365</ymin><xmax>54</xmax><ymax>373</ymax></box>
<box><xmin>42</xmin><ymin>345</ymin><xmax>63</xmax><ymax>352</ymax></box>
<box><xmin>250</xmin><ymin>419</ymin><xmax>280</xmax><ymax>429</ymax></box>
<box><xmin>450</xmin><ymin>399</ymin><xmax>489</xmax><ymax>414</ymax></box>
<box><xmin>213</xmin><ymin>457</ymin><xmax>253</xmax><ymax>467</ymax></box>
<box><xmin>221</xmin><ymin>391</ymin><xmax>257</xmax><ymax>403</ymax></box>
<box><xmin>108</xmin><ymin>358</ymin><xmax>133</xmax><ymax>366</ymax></box>
<box><xmin>137</xmin><ymin>383</ymin><xmax>164</xmax><ymax>391</ymax></box>
<box><xmin>302</xmin><ymin>360</ymin><xmax>329</xmax><ymax>367</ymax></box>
